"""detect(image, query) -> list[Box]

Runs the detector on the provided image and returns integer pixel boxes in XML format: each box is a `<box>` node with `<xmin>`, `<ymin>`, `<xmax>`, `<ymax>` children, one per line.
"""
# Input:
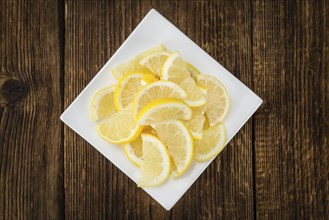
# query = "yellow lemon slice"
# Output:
<box><xmin>90</xmin><ymin>85</ymin><xmax>116</xmax><ymax>121</ymax></box>
<box><xmin>197</xmin><ymin>74</ymin><xmax>230</xmax><ymax>126</ymax></box>
<box><xmin>186</xmin><ymin>62</ymin><xmax>201</xmax><ymax>80</ymax></box>
<box><xmin>153</xmin><ymin>120</ymin><xmax>194</xmax><ymax>177</ymax></box>
<box><xmin>114</xmin><ymin>72</ymin><xmax>144</xmax><ymax>111</ymax></box>
<box><xmin>140</xmin><ymin>51</ymin><xmax>171</xmax><ymax>77</ymax></box>
<box><xmin>111</xmin><ymin>44</ymin><xmax>167</xmax><ymax>80</ymax></box>
<box><xmin>162</xmin><ymin>52</ymin><xmax>206</xmax><ymax>106</ymax></box>
<box><xmin>194</xmin><ymin>123</ymin><xmax>226</xmax><ymax>162</ymax></box>
<box><xmin>123</xmin><ymin>126</ymin><xmax>157</xmax><ymax>166</ymax></box>
<box><xmin>184</xmin><ymin>104</ymin><xmax>206</xmax><ymax>140</ymax></box>
<box><xmin>138</xmin><ymin>133</ymin><xmax>171</xmax><ymax>187</ymax></box>
<box><xmin>97</xmin><ymin>105</ymin><xmax>143</xmax><ymax>144</ymax></box>
<box><xmin>136</xmin><ymin>98</ymin><xmax>192</xmax><ymax>125</ymax></box>
<box><xmin>134</xmin><ymin>80</ymin><xmax>186</xmax><ymax>114</ymax></box>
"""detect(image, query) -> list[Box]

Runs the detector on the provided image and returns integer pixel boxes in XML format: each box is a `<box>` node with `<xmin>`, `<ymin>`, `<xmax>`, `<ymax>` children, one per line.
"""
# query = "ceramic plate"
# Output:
<box><xmin>60</xmin><ymin>9</ymin><xmax>262</xmax><ymax>210</ymax></box>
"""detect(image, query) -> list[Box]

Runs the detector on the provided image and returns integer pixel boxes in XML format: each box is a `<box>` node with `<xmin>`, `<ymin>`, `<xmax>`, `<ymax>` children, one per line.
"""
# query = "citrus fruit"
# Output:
<box><xmin>162</xmin><ymin>52</ymin><xmax>206</xmax><ymax>106</ymax></box>
<box><xmin>153</xmin><ymin>120</ymin><xmax>194</xmax><ymax>177</ymax></box>
<box><xmin>133</xmin><ymin>81</ymin><xmax>186</xmax><ymax>114</ymax></box>
<box><xmin>90</xmin><ymin>85</ymin><xmax>116</xmax><ymax>121</ymax></box>
<box><xmin>194</xmin><ymin>123</ymin><xmax>226</xmax><ymax>161</ymax></box>
<box><xmin>140</xmin><ymin>51</ymin><xmax>171</xmax><ymax>77</ymax></box>
<box><xmin>136</xmin><ymin>98</ymin><xmax>192</xmax><ymax>125</ymax></box>
<box><xmin>111</xmin><ymin>44</ymin><xmax>167</xmax><ymax>80</ymax></box>
<box><xmin>97</xmin><ymin>104</ymin><xmax>143</xmax><ymax>144</ymax></box>
<box><xmin>179</xmin><ymin>77</ymin><xmax>207</xmax><ymax>107</ymax></box>
<box><xmin>123</xmin><ymin>136</ymin><xmax>143</xmax><ymax>166</ymax></box>
<box><xmin>184</xmin><ymin>104</ymin><xmax>206</xmax><ymax>140</ymax></box>
<box><xmin>123</xmin><ymin>126</ymin><xmax>157</xmax><ymax>166</ymax></box>
<box><xmin>92</xmin><ymin>45</ymin><xmax>232</xmax><ymax>187</ymax></box>
<box><xmin>197</xmin><ymin>74</ymin><xmax>230</xmax><ymax>126</ymax></box>
<box><xmin>114</xmin><ymin>72</ymin><xmax>144</xmax><ymax>111</ymax></box>
<box><xmin>138</xmin><ymin>133</ymin><xmax>171</xmax><ymax>187</ymax></box>
<box><xmin>186</xmin><ymin>62</ymin><xmax>201</xmax><ymax>80</ymax></box>
<box><xmin>162</xmin><ymin>52</ymin><xmax>190</xmax><ymax>83</ymax></box>
<box><xmin>141</xmin><ymin>74</ymin><xmax>158</xmax><ymax>86</ymax></box>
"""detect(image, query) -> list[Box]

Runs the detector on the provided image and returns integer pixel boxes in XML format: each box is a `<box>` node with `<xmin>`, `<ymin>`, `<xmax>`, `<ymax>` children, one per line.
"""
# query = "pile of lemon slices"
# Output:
<box><xmin>90</xmin><ymin>45</ymin><xmax>230</xmax><ymax>187</ymax></box>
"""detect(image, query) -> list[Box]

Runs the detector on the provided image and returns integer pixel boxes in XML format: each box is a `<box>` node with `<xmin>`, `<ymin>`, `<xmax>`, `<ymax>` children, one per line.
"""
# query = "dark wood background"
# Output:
<box><xmin>1</xmin><ymin>0</ymin><xmax>328</xmax><ymax>219</ymax></box>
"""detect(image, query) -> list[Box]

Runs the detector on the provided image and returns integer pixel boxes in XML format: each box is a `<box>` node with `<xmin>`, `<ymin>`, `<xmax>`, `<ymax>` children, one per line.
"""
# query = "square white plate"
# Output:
<box><xmin>60</xmin><ymin>9</ymin><xmax>262</xmax><ymax>210</ymax></box>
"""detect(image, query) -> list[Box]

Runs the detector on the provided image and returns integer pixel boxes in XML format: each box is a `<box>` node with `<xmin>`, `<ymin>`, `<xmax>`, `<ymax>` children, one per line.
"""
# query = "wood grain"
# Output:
<box><xmin>0</xmin><ymin>0</ymin><xmax>64</xmax><ymax>219</ymax></box>
<box><xmin>252</xmin><ymin>0</ymin><xmax>329</xmax><ymax>219</ymax></box>
<box><xmin>1</xmin><ymin>0</ymin><xmax>328</xmax><ymax>219</ymax></box>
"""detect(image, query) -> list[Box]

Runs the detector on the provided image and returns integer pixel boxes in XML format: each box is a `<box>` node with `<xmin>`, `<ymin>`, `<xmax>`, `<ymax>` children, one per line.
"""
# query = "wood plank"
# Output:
<box><xmin>64</xmin><ymin>0</ymin><xmax>254</xmax><ymax>219</ymax></box>
<box><xmin>0</xmin><ymin>0</ymin><xmax>64</xmax><ymax>219</ymax></box>
<box><xmin>252</xmin><ymin>0</ymin><xmax>329</xmax><ymax>219</ymax></box>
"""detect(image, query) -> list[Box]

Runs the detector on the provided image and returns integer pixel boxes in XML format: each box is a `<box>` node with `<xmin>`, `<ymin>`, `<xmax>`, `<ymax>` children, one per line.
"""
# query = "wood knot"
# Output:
<box><xmin>1</xmin><ymin>79</ymin><xmax>27</xmax><ymax>105</ymax></box>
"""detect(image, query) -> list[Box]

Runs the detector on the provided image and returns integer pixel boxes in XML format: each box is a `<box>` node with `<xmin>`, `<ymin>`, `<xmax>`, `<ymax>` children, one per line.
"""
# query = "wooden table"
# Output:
<box><xmin>1</xmin><ymin>0</ymin><xmax>328</xmax><ymax>219</ymax></box>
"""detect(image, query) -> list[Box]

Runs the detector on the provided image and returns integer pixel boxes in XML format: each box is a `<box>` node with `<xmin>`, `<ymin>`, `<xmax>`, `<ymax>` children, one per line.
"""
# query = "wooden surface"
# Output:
<box><xmin>0</xmin><ymin>0</ymin><xmax>328</xmax><ymax>219</ymax></box>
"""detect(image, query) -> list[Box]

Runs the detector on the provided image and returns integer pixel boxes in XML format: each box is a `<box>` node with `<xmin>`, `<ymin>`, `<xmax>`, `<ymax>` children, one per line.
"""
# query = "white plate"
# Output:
<box><xmin>60</xmin><ymin>9</ymin><xmax>262</xmax><ymax>210</ymax></box>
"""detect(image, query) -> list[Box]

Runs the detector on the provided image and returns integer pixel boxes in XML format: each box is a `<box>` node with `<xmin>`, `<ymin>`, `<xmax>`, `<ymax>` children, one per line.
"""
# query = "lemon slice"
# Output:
<box><xmin>184</xmin><ymin>104</ymin><xmax>206</xmax><ymax>140</ymax></box>
<box><xmin>97</xmin><ymin>105</ymin><xmax>143</xmax><ymax>144</ymax></box>
<box><xmin>90</xmin><ymin>85</ymin><xmax>116</xmax><ymax>121</ymax></box>
<box><xmin>162</xmin><ymin>52</ymin><xmax>190</xmax><ymax>83</ymax></box>
<box><xmin>162</xmin><ymin>52</ymin><xmax>206</xmax><ymax>107</ymax></box>
<box><xmin>123</xmin><ymin>136</ymin><xmax>143</xmax><ymax>166</ymax></box>
<box><xmin>136</xmin><ymin>98</ymin><xmax>192</xmax><ymax>125</ymax></box>
<box><xmin>197</xmin><ymin>74</ymin><xmax>230</xmax><ymax>126</ymax></box>
<box><xmin>134</xmin><ymin>81</ymin><xmax>187</xmax><ymax>114</ymax></box>
<box><xmin>140</xmin><ymin>51</ymin><xmax>171</xmax><ymax>77</ymax></box>
<box><xmin>114</xmin><ymin>72</ymin><xmax>144</xmax><ymax>111</ymax></box>
<box><xmin>138</xmin><ymin>133</ymin><xmax>171</xmax><ymax>187</ymax></box>
<box><xmin>123</xmin><ymin>126</ymin><xmax>157</xmax><ymax>166</ymax></box>
<box><xmin>111</xmin><ymin>44</ymin><xmax>167</xmax><ymax>80</ymax></box>
<box><xmin>194</xmin><ymin>123</ymin><xmax>226</xmax><ymax>162</ymax></box>
<box><xmin>186</xmin><ymin>62</ymin><xmax>201</xmax><ymax>80</ymax></box>
<box><xmin>141</xmin><ymin>74</ymin><xmax>158</xmax><ymax>86</ymax></box>
<box><xmin>153</xmin><ymin>120</ymin><xmax>194</xmax><ymax>177</ymax></box>
<box><xmin>179</xmin><ymin>77</ymin><xmax>207</xmax><ymax>107</ymax></box>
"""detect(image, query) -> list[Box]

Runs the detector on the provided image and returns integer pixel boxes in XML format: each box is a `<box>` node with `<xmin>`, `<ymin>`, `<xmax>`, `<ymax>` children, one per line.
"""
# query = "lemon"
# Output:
<box><xmin>162</xmin><ymin>52</ymin><xmax>206</xmax><ymax>107</ymax></box>
<box><xmin>179</xmin><ymin>77</ymin><xmax>207</xmax><ymax>107</ymax></box>
<box><xmin>198</xmin><ymin>85</ymin><xmax>208</xmax><ymax>95</ymax></box>
<box><xmin>123</xmin><ymin>126</ymin><xmax>157</xmax><ymax>166</ymax></box>
<box><xmin>133</xmin><ymin>81</ymin><xmax>187</xmax><ymax>114</ymax></box>
<box><xmin>90</xmin><ymin>85</ymin><xmax>116</xmax><ymax>121</ymax></box>
<box><xmin>93</xmin><ymin>45</ymin><xmax>233</xmax><ymax>187</ymax></box>
<box><xmin>153</xmin><ymin>120</ymin><xmax>194</xmax><ymax>177</ymax></box>
<box><xmin>111</xmin><ymin>44</ymin><xmax>167</xmax><ymax>80</ymax></box>
<box><xmin>140</xmin><ymin>51</ymin><xmax>171</xmax><ymax>77</ymax></box>
<box><xmin>123</xmin><ymin>136</ymin><xmax>143</xmax><ymax>166</ymax></box>
<box><xmin>197</xmin><ymin>74</ymin><xmax>230</xmax><ymax>126</ymax></box>
<box><xmin>184</xmin><ymin>104</ymin><xmax>206</xmax><ymax>140</ymax></box>
<box><xmin>136</xmin><ymin>98</ymin><xmax>192</xmax><ymax>125</ymax></box>
<box><xmin>138</xmin><ymin>133</ymin><xmax>171</xmax><ymax>187</ymax></box>
<box><xmin>97</xmin><ymin>104</ymin><xmax>143</xmax><ymax>144</ymax></box>
<box><xmin>186</xmin><ymin>62</ymin><xmax>201</xmax><ymax>80</ymax></box>
<box><xmin>114</xmin><ymin>72</ymin><xmax>144</xmax><ymax>111</ymax></box>
<box><xmin>162</xmin><ymin>52</ymin><xmax>190</xmax><ymax>83</ymax></box>
<box><xmin>194</xmin><ymin>123</ymin><xmax>226</xmax><ymax>162</ymax></box>
<box><xmin>141</xmin><ymin>74</ymin><xmax>158</xmax><ymax>86</ymax></box>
